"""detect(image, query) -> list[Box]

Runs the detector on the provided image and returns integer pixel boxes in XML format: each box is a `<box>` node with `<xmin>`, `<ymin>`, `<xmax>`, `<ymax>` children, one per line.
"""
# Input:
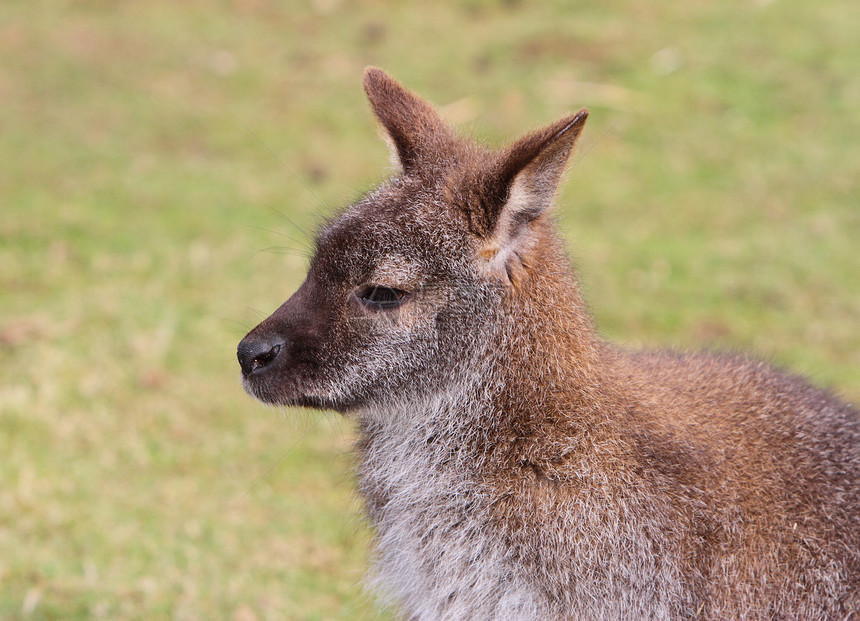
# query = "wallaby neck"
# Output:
<box><xmin>497</xmin><ymin>230</ymin><xmax>607</xmax><ymax>396</ymax></box>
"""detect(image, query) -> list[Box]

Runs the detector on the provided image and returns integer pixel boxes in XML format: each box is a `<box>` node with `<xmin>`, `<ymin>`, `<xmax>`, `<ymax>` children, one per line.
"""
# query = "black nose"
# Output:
<box><xmin>237</xmin><ymin>336</ymin><xmax>284</xmax><ymax>376</ymax></box>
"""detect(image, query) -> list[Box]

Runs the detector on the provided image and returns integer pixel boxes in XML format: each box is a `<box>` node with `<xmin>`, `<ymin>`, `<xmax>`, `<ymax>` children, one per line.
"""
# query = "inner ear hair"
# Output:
<box><xmin>479</xmin><ymin>109</ymin><xmax>588</xmax><ymax>283</ymax></box>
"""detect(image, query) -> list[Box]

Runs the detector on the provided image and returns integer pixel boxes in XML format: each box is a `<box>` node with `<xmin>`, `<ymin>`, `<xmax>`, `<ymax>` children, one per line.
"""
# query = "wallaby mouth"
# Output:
<box><xmin>237</xmin><ymin>325</ymin><xmax>344</xmax><ymax>411</ymax></box>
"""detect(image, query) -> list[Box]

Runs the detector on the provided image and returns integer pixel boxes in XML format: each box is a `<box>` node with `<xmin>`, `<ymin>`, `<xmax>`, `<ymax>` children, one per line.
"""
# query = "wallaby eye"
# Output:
<box><xmin>357</xmin><ymin>285</ymin><xmax>406</xmax><ymax>310</ymax></box>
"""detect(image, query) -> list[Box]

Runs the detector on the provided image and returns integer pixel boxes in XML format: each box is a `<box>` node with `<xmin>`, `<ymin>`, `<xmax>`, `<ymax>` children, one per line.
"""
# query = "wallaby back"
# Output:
<box><xmin>238</xmin><ymin>69</ymin><xmax>860</xmax><ymax>620</ymax></box>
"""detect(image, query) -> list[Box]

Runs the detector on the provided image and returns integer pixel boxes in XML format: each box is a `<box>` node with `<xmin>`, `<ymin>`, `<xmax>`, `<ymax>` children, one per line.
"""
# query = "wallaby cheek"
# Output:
<box><xmin>338</xmin><ymin>292</ymin><xmax>493</xmax><ymax>411</ymax></box>
<box><xmin>345</xmin><ymin>320</ymin><xmax>440</xmax><ymax>398</ymax></box>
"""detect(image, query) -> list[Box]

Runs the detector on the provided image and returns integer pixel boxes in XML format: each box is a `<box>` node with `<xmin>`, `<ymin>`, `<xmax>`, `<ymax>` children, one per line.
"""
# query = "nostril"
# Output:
<box><xmin>251</xmin><ymin>343</ymin><xmax>281</xmax><ymax>372</ymax></box>
<box><xmin>237</xmin><ymin>338</ymin><xmax>284</xmax><ymax>376</ymax></box>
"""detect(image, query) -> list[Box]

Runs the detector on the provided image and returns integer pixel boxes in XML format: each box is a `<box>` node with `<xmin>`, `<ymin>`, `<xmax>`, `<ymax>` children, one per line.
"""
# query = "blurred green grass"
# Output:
<box><xmin>0</xmin><ymin>0</ymin><xmax>857</xmax><ymax>618</ymax></box>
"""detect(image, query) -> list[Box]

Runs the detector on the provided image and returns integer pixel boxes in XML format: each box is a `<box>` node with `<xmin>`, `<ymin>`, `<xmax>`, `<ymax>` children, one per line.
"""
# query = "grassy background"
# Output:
<box><xmin>1</xmin><ymin>0</ymin><xmax>857</xmax><ymax>618</ymax></box>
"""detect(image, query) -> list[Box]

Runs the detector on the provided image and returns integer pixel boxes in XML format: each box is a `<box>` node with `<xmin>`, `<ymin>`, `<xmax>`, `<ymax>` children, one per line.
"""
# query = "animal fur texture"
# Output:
<box><xmin>238</xmin><ymin>68</ymin><xmax>860</xmax><ymax>620</ymax></box>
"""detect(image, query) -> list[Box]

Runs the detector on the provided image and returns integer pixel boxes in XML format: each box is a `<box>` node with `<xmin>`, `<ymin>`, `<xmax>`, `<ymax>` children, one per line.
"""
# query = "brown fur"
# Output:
<box><xmin>239</xmin><ymin>68</ymin><xmax>859</xmax><ymax>620</ymax></box>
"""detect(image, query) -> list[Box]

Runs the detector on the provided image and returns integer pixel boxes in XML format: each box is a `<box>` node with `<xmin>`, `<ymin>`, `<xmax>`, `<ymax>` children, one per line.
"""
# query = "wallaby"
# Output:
<box><xmin>238</xmin><ymin>68</ymin><xmax>859</xmax><ymax>620</ymax></box>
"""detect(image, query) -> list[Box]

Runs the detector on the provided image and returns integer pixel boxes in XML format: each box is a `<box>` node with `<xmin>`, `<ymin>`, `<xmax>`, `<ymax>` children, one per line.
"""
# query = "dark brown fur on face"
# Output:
<box><xmin>238</xmin><ymin>68</ymin><xmax>859</xmax><ymax>620</ymax></box>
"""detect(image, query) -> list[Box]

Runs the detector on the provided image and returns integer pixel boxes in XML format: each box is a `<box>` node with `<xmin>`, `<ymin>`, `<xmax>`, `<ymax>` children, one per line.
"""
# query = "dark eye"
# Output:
<box><xmin>357</xmin><ymin>285</ymin><xmax>406</xmax><ymax>310</ymax></box>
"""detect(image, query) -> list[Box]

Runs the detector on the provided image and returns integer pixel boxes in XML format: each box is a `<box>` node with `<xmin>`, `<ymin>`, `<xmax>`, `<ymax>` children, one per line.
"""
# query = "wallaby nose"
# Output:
<box><xmin>237</xmin><ymin>336</ymin><xmax>284</xmax><ymax>376</ymax></box>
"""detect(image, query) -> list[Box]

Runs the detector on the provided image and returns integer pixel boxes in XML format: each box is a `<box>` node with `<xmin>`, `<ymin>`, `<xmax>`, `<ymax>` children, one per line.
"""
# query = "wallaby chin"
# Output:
<box><xmin>238</xmin><ymin>68</ymin><xmax>860</xmax><ymax>620</ymax></box>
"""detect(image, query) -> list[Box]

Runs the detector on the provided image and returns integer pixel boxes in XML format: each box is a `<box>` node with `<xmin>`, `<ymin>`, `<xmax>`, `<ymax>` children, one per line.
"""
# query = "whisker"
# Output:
<box><xmin>245</xmin><ymin>307</ymin><xmax>273</xmax><ymax>321</ymax></box>
<box><xmin>231</xmin><ymin>414</ymin><xmax>324</xmax><ymax>505</ymax></box>
<box><xmin>242</xmin><ymin>122</ymin><xmax>330</xmax><ymax>211</ymax></box>
<box><xmin>243</xmin><ymin>222</ymin><xmax>309</xmax><ymax>246</ymax></box>
<box><xmin>250</xmin><ymin>246</ymin><xmax>310</xmax><ymax>260</ymax></box>
<box><xmin>259</xmin><ymin>202</ymin><xmax>317</xmax><ymax>249</ymax></box>
<box><xmin>222</xmin><ymin>317</ymin><xmax>255</xmax><ymax>336</ymax></box>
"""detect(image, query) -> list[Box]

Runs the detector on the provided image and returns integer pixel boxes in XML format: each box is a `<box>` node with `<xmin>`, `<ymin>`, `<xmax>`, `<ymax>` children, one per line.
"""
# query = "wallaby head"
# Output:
<box><xmin>238</xmin><ymin>68</ymin><xmax>589</xmax><ymax>414</ymax></box>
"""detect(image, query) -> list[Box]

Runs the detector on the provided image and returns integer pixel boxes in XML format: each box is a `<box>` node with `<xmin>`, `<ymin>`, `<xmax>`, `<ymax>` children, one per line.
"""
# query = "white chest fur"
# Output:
<box><xmin>356</xmin><ymin>402</ymin><xmax>548</xmax><ymax>620</ymax></box>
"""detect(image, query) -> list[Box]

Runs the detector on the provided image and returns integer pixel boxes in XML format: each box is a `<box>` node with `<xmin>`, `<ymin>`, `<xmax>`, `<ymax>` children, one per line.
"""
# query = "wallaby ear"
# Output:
<box><xmin>490</xmin><ymin>108</ymin><xmax>588</xmax><ymax>231</ymax></box>
<box><xmin>478</xmin><ymin>109</ymin><xmax>588</xmax><ymax>281</ymax></box>
<box><xmin>363</xmin><ymin>67</ymin><xmax>452</xmax><ymax>172</ymax></box>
